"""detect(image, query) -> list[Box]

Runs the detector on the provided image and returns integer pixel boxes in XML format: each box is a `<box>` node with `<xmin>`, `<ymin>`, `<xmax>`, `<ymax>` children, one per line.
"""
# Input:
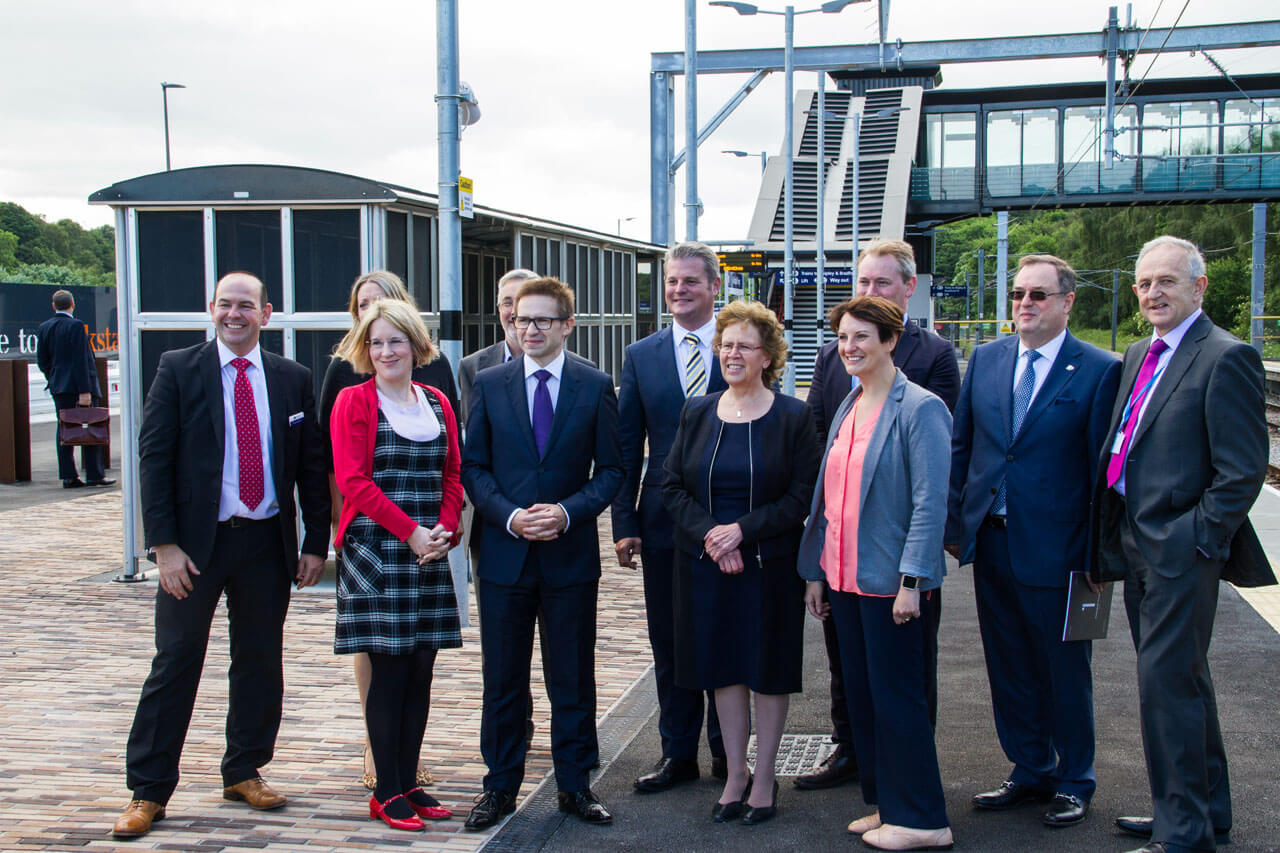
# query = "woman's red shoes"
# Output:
<box><xmin>369</xmin><ymin>794</ymin><xmax>425</xmax><ymax>831</ymax></box>
<box><xmin>406</xmin><ymin>787</ymin><xmax>453</xmax><ymax>820</ymax></box>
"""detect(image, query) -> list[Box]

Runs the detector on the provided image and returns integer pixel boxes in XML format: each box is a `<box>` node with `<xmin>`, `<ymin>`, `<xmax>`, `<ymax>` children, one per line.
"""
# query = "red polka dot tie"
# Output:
<box><xmin>231</xmin><ymin>357</ymin><xmax>264</xmax><ymax>511</ymax></box>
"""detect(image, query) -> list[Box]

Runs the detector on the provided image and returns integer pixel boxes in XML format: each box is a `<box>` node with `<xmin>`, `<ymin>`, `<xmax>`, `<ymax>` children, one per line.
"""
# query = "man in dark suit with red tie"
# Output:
<box><xmin>113</xmin><ymin>272</ymin><xmax>330</xmax><ymax>839</ymax></box>
<box><xmin>1092</xmin><ymin>236</ymin><xmax>1272</xmax><ymax>853</ymax></box>
<box><xmin>462</xmin><ymin>276</ymin><xmax>623</xmax><ymax>830</ymax></box>
<box><xmin>797</xmin><ymin>238</ymin><xmax>959</xmax><ymax>791</ymax></box>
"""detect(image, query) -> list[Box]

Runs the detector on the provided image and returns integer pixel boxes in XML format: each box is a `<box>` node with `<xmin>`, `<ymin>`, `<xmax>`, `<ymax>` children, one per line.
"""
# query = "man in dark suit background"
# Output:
<box><xmin>612</xmin><ymin>241</ymin><xmax>728</xmax><ymax>794</ymax></box>
<box><xmin>1092</xmin><ymin>236</ymin><xmax>1270</xmax><ymax>853</ymax></box>
<box><xmin>462</xmin><ymin>276</ymin><xmax>623</xmax><ymax>829</ymax></box>
<box><xmin>796</xmin><ymin>238</ymin><xmax>959</xmax><ymax>791</ymax></box>
<box><xmin>36</xmin><ymin>289</ymin><xmax>114</xmax><ymax>488</ymax></box>
<box><xmin>458</xmin><ymin>268</ymin><xmax>537</xmax><ymax>424</ymax></box>
<box><xmin>112</xmin><ymin>272</ymin><xmax>330</xmax><ymax>839</ymax></box>
<box><xmin>946</xmin><ymin>254</ymin><xmax>1120</xmax><ymax>828</ymax></box>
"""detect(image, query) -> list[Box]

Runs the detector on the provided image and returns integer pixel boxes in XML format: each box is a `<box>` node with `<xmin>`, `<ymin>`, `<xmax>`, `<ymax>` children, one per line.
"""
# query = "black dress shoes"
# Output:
<box><xmin>711</xmin><ymin>755</ymin><xmax>728</xmax><ymax>780</ymax></box>
<box><xmin>712</xmin><ymin>774</ymin><xmax>752</xmax><ymax>823</ymax></box>
<box><xmin>1125</xmin><ymin>844</ymin><xmax>1168</xmax><ymax>853</ymax></box>
<box><xmin>741</xmin><ymin>781</ymin><xmax>778</xmax><ymax>825</ymax></box>
<box><xmin>63</xmin><ymin>479</ymin><xmax>86</xmax><ymax>489</ymax></box>
<box><xmin>88</xmin><ymin>478</ymin><xmax>116</xmax><ymax>487</ymax></box>
<box><xmin>793</xmin><ymin>743</ymin><xmax>858</xmax><ymax>790</ymax></box>
<box><xmin>464</xmin><ymin>789</ymin><xmax>517</xmax><ymax>830</ymax></box>
<box><xmin>1042</xmin><ymin>793</ymin><xmax>1088</xmax><ymax>826</ymax></box>
<box><xmin>634</xmin><ymin>757</ymin><xmax>699</xmax><ymax>793</ymax></box>
<box><xmin>972</xmin><ymin>780</ymin><xmax>1053</xmax><ymax>810</ymax></box>
<box><xmin>558</xmin><ymin>789</ymin><xmax>612</xmax><ymax>824</ymax></box>
<box><xmin>1115</xmin><ymin>815</ymin><xmax>1232</xmax><ymax>846</ymax></box>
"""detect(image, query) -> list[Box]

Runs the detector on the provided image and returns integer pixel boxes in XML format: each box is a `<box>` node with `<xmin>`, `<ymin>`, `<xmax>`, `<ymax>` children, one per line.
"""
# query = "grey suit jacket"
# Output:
<box><xmin>458</xmin><ymin>340</ymin><xmax>510</xmax><ymax>428</ymax></box>
<box><xmin>798</xmin><ymin>370</ymin><xmax>953</xmax><ymax>594</ymax></box>
<box><xmin>1090</xmin><ymin>312</ymin><xmax>1274</xmax><ymax>587</ymax></box>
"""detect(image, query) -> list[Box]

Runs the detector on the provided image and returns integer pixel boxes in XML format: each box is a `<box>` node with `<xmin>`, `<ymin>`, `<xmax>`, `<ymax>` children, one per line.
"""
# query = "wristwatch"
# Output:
<box><xmin>900</xmin><ymin>575</ymin><xmax>920</xmax><ymax>590</ymax></box>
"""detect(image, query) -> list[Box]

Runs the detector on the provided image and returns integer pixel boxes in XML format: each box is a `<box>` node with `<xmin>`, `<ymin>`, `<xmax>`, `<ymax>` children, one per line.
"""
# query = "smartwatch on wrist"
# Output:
<box><xmin>901</xmin><ymin>575</ymin><xmax>920</xmax><ymax>590</ymax></box>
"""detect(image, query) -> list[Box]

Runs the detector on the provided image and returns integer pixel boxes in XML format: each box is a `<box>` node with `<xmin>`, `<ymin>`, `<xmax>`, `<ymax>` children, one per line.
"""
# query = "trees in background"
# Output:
<box><xmin>0</xmin><ymin>202</ymin><xmax>115</xmax><ymax>287</ymax></box>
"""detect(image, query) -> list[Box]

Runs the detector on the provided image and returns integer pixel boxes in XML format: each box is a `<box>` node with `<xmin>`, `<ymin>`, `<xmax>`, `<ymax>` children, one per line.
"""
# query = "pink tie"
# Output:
<box><xmin>1105</xmin><ymin>338</ymin><xmax>1169</xmax><ymax>488</ymax></box>
<box><xmin>231</xmin><ymin>357</ymin><xmax>264</xmax><ymax>511</ymax></box>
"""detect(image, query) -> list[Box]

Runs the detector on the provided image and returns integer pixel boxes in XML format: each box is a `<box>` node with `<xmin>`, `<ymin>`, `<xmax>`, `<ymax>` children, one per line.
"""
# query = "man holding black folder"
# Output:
<box><xmin>946</xmin><ymin>254</ymin><xmax>1119</xmax><ymax>829</ymax></box>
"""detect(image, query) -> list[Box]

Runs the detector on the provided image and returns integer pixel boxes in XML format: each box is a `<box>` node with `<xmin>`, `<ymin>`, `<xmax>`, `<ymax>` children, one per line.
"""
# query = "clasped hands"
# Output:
<box><xmin>512</xmin><ymin>503</ymin><xmax>568</xmax><ymax>542</ymax></box>
<box><xmin>408</xmin><ymin>523</ymin><xmax>454</xmax><ymax>564</ymax></box>
<box><xmin>704</xmin><ymin>523</ymin><xmax>744</xmax><ymax>574</ymax></box>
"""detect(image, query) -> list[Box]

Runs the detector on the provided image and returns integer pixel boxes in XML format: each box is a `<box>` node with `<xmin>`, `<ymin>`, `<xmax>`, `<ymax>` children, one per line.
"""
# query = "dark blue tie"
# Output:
<box><xmin>993</xmin><ymin>349</ymin><xmax>1040</xmax><ymax>515</ymax></box>
<box><xmin>532</xmin><ymin>369</ymin><xmax>553</xmax><ymax>456</ymax></box>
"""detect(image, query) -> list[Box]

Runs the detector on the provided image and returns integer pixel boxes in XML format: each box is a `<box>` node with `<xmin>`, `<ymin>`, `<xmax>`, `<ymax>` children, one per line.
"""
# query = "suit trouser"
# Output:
<box><xmin>974</xmin><ymin>524</ymin><xmax>1096</xmax><ymax>800</ymax></box>
<box><xmin>820</xmin><ymin>584</ymin><xmax>941</xmax><ymax>745</ymax></box>
<box><xmin>478</xmin><ymin>561</ymin><xmax>598</xmax><ymax>794</ymax></box>
<box><xmin>828</xmin><ymin>588</ymin><xmax>949</xmax><ymax>830</ymax></box>
<box><xmin>125</xmin><ymin>519</ymin><xmax>289</xmax><ymax>804</ymax></box>
<box><xmin>1121</xmin><ymin>516</ymin><xmax>1230</xmax><ymax>851</ymax></box>
<box><xmin>52</xmin><ymin>392</ymin><xmax>104</xmax><ymax>482</ymax></box>
<box><xmin>641</xmin><ymin>544</ymin><xmax>724</xmax><ymax>761</ymax></box>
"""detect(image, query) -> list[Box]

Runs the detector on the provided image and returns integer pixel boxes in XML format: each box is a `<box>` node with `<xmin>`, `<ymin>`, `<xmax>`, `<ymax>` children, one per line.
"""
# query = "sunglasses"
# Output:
<box><xmin>1009</xmin><ymin>289</ymin><xmax>1065</xmax><ymax>302</ymax></box>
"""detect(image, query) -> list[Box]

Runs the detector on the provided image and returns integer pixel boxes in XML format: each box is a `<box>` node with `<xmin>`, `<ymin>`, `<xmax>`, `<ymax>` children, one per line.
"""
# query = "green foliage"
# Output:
<box><xmin>0</xmin><ymin>230</ymin><xmax>17</xmax><ymax>269</ymax></box>
<box><xmin>0</xmin><ymin>202</ymin><xmax>115</xmax><ymax>286</ymax></box>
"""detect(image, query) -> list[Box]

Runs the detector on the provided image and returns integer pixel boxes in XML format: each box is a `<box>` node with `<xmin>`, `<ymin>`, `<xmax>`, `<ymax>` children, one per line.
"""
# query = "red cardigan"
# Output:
<box><xmin>330</xmin><ymin>378</ymin><xmax>463</xmax><ymax>549</ymax></box>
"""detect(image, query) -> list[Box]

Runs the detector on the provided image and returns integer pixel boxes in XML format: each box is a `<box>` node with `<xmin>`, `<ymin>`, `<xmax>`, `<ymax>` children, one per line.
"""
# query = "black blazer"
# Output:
<box><xmin>461</xmin><ymin>354</ymin><xmax>624</xmax><ymax>587</ymax></box>
<box><xmin>809</xmin><ymin>318</ymin><xmax>959</xmax><ymax>441</ymax></box>
<box><xmin>662</xmin><ymin>392</ymin><xmax>820</xmax><ymax>562</ymax></box>
<box><xmin>138</xmin><ymin>340</ymin><xmax>331</xmax><ymax>575</ymax></box>
<box><xmin>36</xmin><ymin>312</ymin><xmax>100</xmax><ymax>397</ymax></box>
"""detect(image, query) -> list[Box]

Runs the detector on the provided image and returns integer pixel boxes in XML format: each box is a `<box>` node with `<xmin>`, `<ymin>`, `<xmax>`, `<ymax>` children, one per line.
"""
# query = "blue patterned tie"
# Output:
<box><xmin>683</xmin><ymin>333</ymin><xmax>707</xmax><ymax>398</ymax></box>
<box><xmin>532</xmin><ymin>369</ymin><xmax>553</xmax><ymax>456</ymax></box>
<box><xmin>993</xmin><ymin>349</ymin><xmax>1040</xmax><ymax>515</ymax></box>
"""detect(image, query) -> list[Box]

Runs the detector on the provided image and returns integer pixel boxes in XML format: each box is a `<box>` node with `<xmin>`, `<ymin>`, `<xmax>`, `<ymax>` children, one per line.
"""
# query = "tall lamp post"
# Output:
<box><xmin>722</xmin><ymin>148</ymin><xmax>768</xmax><ymax>173</ymax></box>
<box><xmin>711</xmin><ymin>0</ymin><xmax>869</xmax><ymax>395</ymax></box>
<box><xmin>161</xmin><ymin>82</ymin><xmax>185</xmax><ymax>171</ymax></box>
<box><xmin>617</xmin><ymin>216</ymin><xmax>636</xmax><ymax>235</ymax></box>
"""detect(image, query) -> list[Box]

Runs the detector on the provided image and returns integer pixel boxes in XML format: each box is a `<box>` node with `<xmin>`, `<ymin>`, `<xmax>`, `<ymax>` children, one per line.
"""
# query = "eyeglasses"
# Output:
<box><xmin>1009</xmin><ymin>289</ymin><xmax>1065</xmax><ymax>302</ymax></box>
<box><xmin>368</xmin><ymin>337</ymin><xmax>410</xmax><ymax>351</ymax></box>
<box><xmin>513</xmin><ymin>315</ymin><xmax>569</xmax><ymax>330</ymax></box>
<box><xmin>717</xmin><ymin>343</ymin><xmax>763</xmax><ymax>355</ymax></box>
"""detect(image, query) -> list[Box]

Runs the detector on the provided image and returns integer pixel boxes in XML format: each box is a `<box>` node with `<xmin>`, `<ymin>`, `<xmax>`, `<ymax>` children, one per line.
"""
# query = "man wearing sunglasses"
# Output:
<box><xmin>946</xmin><ymin>254</ymin><xmax>1120</xmax><ymax>829</ymax></box>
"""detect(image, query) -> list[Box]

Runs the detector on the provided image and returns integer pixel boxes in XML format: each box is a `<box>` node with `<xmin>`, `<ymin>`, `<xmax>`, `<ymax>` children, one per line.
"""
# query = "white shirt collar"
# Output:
<box><xmin>55</xmin><ymin>310</ymin><xmax>74</xmax><ymax>318</ymax></box>
<box><xmin>523</xmin><ymin>349</ymin><xmax>566</xmax><ymax>380</ymax></box>
<box><xmin>673</xmin><ymin>316</ymin><xmax>717</xmax><ymax>346</ymax></box>
<box><xmin>502</xmin><ymin>341</ymin><xmax>517</xmax><ymax>362</ymax></box>
<box><xmin>217</xmin><ymin>338</ymin><xmax>264</xmax><ymax>371</ymax></box>
<box><xmin>1018</xmin><ymin>327</ymin><xmax>1067</xmax><ymax>365</ymax></box>
<box><xmin>1153</xmin><ymin>308</ymin><xmax>1202</xmax><ymax>353</ymax></box>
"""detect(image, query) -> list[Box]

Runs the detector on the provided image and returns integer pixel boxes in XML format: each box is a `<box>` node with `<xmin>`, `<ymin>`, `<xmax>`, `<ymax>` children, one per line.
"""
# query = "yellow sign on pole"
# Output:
<box><xmin>459</xmin><ymin>176</ymin><xmax>474</xmax><ymax>219</ymax></box>
<box><xmin>999</xmin><ymin>321</ymin><xmax>1014</xmax><ymax>334</ymax></box>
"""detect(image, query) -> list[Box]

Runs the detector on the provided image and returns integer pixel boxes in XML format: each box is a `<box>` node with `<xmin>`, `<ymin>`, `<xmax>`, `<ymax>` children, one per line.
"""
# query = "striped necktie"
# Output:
<box><xmin>683</xmin><ymin>333</ymin><xmax>707</xmax><ymax>397</ymax></box>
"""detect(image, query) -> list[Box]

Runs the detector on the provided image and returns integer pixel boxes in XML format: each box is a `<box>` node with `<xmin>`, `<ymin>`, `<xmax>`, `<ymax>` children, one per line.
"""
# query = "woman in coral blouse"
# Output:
<box><xmin>330</xmin><ymin>299</ymin><xmax>463</xmax><ymax>831</ymax></box>
<box><xmin>797</xmin><ymin>296</ymin><xmax>954</xmax><ymax>851</ymax></box>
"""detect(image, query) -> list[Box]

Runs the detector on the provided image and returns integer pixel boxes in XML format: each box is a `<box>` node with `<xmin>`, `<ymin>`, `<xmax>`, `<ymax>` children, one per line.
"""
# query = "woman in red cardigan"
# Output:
<box><xmin>330</xmin><ymin>299</ymin><xmax>463</xmax><ymax>831</ymax></box>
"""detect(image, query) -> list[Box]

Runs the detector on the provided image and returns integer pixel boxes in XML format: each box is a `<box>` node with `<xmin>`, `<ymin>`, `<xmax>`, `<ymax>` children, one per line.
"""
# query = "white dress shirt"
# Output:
<box><xmin>1013</xmin><ymin>327</ymin><xmax>1067</xmax><ymax>408</ymax></box>
<box><xmin>216</xmin><ymin>339</ymin><xmax>278</xmax><ymax>521</ymax></box>
<box><xmin>673</xmin><ymin>317</ymin><xmax>717</xmax><ymax>393</ymax></box>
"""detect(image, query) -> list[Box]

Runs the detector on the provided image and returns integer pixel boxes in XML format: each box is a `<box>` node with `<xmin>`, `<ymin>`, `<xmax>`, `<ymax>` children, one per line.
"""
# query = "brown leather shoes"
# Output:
<box><xmin>112</xmin><ymin>799</ymin><xmax>165</xmax><ymax>838</ymax></box>
<box><xmin>222</xmin><ymin>777</ymin><xmax>287</xmax><ymax>810</ymax></box>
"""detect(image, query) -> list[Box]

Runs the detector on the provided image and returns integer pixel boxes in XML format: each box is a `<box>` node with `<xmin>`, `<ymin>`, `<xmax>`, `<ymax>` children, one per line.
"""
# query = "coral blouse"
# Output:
<box><xmin>820</xmin><ymin>398</ymin><xmax>889</xmax><ymax>596</ymax></box>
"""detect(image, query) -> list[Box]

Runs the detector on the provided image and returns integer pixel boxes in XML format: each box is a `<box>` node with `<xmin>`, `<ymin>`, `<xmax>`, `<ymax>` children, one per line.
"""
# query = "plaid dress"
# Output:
<box><xmin>335</xmin><ymin>393</ymin><xmax>462</xmax><ymax>655</ymax></box>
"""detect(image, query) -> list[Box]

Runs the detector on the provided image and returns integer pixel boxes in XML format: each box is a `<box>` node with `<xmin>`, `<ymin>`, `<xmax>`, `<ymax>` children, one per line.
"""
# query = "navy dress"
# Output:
<box><xmin>672</xmin><ymin>414</ymin><xmax>806</xmax><ymax>695</ymax></box>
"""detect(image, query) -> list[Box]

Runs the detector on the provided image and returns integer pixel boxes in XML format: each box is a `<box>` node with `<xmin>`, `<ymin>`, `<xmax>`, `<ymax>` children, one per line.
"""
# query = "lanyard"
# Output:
<box><xmin>1116</xmin><ymin>360</ymin><xmax>1167</xmax><ymax>435</ymax></box>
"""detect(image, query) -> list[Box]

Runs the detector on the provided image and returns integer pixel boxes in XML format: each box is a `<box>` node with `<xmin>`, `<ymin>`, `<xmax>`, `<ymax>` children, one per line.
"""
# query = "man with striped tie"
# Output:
<box><xmin>612</xmin><ymin>241</ymin><xmax>729</xmax><ymax>793</ymax></box>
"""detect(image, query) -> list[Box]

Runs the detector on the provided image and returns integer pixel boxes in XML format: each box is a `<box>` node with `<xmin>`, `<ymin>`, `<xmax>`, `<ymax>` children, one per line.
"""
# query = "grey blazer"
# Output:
<box><xmin>797</xmin><ymin>370</ymin><xmax>952</xmax><ymax>594</ymax></box>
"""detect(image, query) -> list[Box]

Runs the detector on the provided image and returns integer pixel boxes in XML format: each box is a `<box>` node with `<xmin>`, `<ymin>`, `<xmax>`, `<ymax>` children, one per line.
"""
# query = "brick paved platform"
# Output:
<box><xmin>0</xmin><ymin>492</ymin><xmax>651</xmax><ymax>851</ymax></box>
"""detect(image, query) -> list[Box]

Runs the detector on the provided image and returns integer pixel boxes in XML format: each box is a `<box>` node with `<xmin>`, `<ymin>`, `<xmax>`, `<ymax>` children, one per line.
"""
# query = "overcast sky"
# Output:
<box><xmin>1</xmin><ymin>0</ymin><xmax>1274</xmax><ymax>243</ymax></box>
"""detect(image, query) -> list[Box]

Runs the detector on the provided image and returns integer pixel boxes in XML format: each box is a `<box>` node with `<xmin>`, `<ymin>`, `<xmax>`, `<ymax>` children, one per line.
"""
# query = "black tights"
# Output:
<box><xmin>367</xmin><ymin>648</ymin><xmax>437</xmax><ymax>814</ymax></box>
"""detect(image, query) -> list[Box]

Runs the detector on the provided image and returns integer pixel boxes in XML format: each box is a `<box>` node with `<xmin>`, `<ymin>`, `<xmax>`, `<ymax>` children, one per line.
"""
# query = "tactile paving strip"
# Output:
<box><xmin>748</xmin><ymin>733</ymin><xmax>837</xmax><ymax>777</ymax></box>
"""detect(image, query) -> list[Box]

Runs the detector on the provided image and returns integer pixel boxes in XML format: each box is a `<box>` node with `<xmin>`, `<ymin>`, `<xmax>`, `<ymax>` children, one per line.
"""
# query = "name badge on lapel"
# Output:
<box><xmin>288</xmin><ymin>411</ymin><xmax>304</xmax><ymax>426</ymax></box>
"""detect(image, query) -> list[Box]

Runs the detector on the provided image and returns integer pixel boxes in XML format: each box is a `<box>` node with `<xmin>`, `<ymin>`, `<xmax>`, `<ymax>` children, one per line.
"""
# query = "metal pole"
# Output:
<box><xmin>782</xmin><ymin>5</ymin><xmax>795</xmax><ymax>395</ymax></box>
<box><xmin>685</xmin><ymin>0</ymin><xmax>699</xmax><ymax>240</ymax></box>
<box><xmin>976</xmin><ymin>248</ymin><xmax>985</xmax><ymax>344</ymax></box>
<box><xmin>816</xmin><ymin>78</ymin><xmax>826</xmax><ymax>348</ymax></box>
<box><xmin>852</xmin><ymin>113</ymin><xmax>861</xmax><ymax>255</ymax></box>
<box><xmin>996</xmin><ymin>211</ymin><xmax>1009</xmax><ymax>337</ymax></box>
<box><xmin>1112</xmin><ymin>268</ymin><xmax>1120</xmax><ymax>352</ymax></box>
<box><xmin>1104</xmin><ymin>6</ymin><xmax>1118</xmax><ymax>170</ymax></box>
<box><xmin>163</xmin><ymin>86</ymin><xmax>172</xmax><ymax>171</ymax></box>
<box><xmin>1252</xmin><ymin>202</ymin><xmax>1267</xmax><ymax>354</ymax></box>
<box><xmin>436</xmin><ymin>0</ymin><xmax>463</xmax><ymax>381</ymax></box>
<box><xmin>651</xmin><ymin>71</ymin><xmax>672</xmax><ymax>246</ymax></box>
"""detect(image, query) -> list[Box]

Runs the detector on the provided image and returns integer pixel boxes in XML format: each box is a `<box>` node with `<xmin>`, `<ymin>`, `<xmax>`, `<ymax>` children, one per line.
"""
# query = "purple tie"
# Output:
<box><xmin>1106</xmin><ymin>338</ymin><xmax>1169</xmax><ymax>488</ymax></box>
<box><xmin>532</xmin><ymin>369</ymin><xmax>553</xmax><ymax>456</ymax></box>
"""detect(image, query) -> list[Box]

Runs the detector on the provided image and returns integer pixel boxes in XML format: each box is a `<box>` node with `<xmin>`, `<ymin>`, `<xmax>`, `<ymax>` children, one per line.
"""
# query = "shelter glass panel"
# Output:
<box><xmin>548</xmin><ymin>239</ymin><xmax>562</xmax><ymax>278</ymax></box>
<box><xmin>1062</xmin><ymin>106</ymin><xmax>1138</xmax><ymax>194</ymax></box>
<box><xmin>293</xmin><ymin>209</ymin><xmax>359</xmax><ymax>312</ymax></box>
<box><xmin>920</xmin><ymin>113</ymin><xmax>977</xmax><ymax>200</ymax></box>
<box><xmin>387</xmin><ymin>211</ymin><xmax>409</xmax><ymax>283</ymax></box>
<box><xmin>1142</xmin><ymin>101</ymin><xmax>1219</xmax><ymax>192</ymax></box>
<box><xmin>520</xmin><ymin>235</ymin><xmax>534</xmax><ymax>270</ymax></box>
<box><xmin>1224</xmin><ymin>98</ymin><xmax>1280</xmax><ymax>190</ymax></box>
<box><xmin>138</xmin><ymin>210</ymin><xmax>205</xmax><ymax>313</ymax></box>
<box><xmin>140</xmin><ymin>329</ymin><xmax>206</xmax><ymax>398</ymax></box>
<box><xmin>985</xmin><ymin>109</ymin><xmax>1057</xmax><ymax>197</ymax></box>
<box><xmin>296</xmin><ymin>328</ymin><xmax>346</xmax><ymax>409</ymax></box>
<box><xmin>215</xmin><ymin>210</ymin><xmax>282</xmax><ymax>307</ymax></box>
<box><xmin>412</xmin><ymin>214</ymin><xmax>433</xmax><ymax>310</ymax></box>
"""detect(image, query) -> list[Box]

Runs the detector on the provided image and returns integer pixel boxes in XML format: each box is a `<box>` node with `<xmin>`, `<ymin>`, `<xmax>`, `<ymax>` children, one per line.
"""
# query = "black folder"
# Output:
<box><xmin>1062</xmin><ymin>571</ymin><xmax>1113</xmax><ymax>642</ymax></box>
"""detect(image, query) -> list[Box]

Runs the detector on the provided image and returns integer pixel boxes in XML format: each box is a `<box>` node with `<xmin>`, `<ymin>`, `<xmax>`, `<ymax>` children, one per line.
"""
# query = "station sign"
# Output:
<box><xmin>718</xmin><ymin>250</ymin><xmax>766</xmax><ymax>272</ymax></box>
<box><xmin>930</xmin><ymin>285</ymin><xmax>968</xmax><ymax>299</ymax></box>
<box><xmin>459</xmin><ymin>176</ymin><xmax>474</xmax><ymax>219</ymax></box>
